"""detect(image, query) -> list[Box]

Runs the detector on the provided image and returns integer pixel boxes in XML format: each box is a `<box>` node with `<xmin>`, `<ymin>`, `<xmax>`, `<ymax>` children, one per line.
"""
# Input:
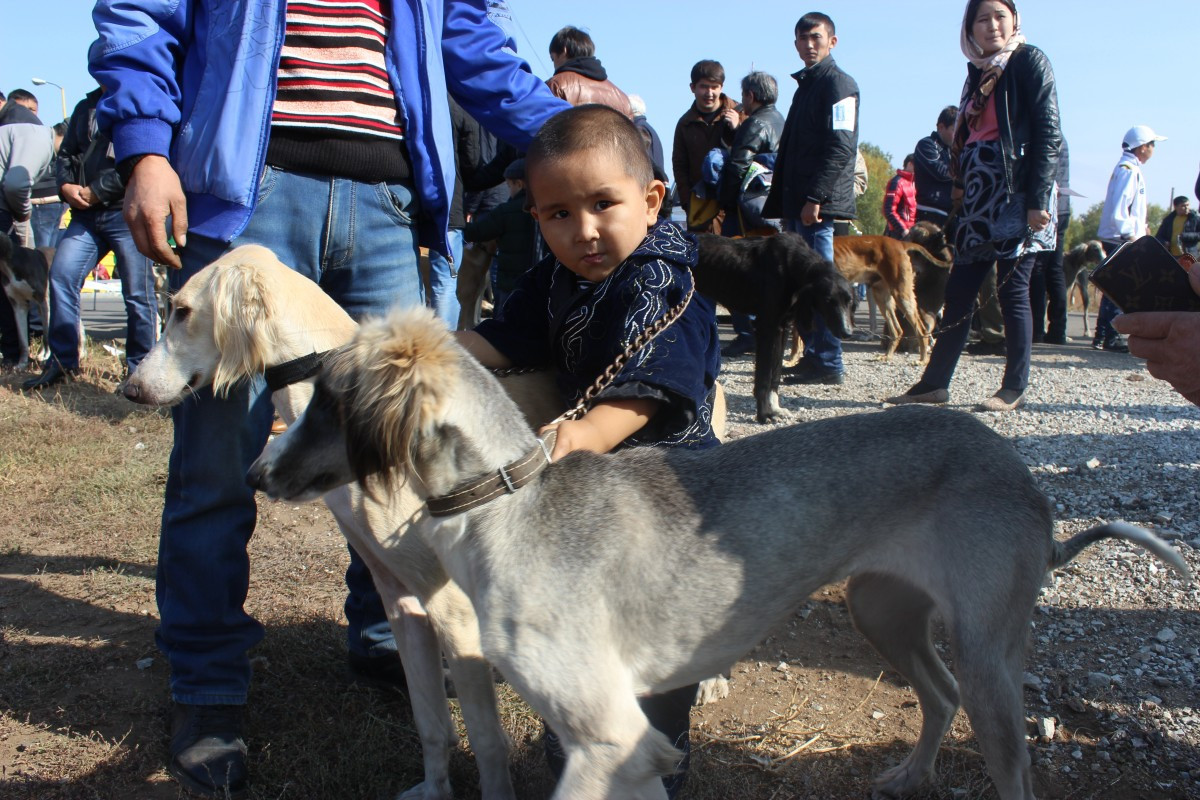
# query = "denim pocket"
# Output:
<box><xmin>376</xmin><ymin>181</ymin><xmax>416</xmax><ymax>226</ymax></box>
<box><xmin>255</xmin><ymin>164</ymin><xmax>280</xmax><ymax>207</ymax></box>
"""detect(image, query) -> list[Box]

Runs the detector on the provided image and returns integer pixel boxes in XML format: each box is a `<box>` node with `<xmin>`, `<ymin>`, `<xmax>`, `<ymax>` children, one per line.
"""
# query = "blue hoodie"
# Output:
<box><xmin>88</xmin><ymin>0</ymin><xmax>567</xmax><ymax>255</ymax></box>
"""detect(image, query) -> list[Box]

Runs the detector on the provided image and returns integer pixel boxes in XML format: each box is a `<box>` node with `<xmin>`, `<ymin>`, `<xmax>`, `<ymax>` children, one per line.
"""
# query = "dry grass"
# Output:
<box><xmin>0</xmin><ymin>342</ymin><xmax>1189</xmax><ymax>799</ymax></box>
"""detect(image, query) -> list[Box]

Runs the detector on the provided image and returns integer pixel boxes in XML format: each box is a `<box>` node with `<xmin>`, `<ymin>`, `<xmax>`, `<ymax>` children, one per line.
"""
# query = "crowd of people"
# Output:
<box><xmin>2</xmin><ymin>1</ymin><xmax>1199</xmax><ymax>798</ymax></box>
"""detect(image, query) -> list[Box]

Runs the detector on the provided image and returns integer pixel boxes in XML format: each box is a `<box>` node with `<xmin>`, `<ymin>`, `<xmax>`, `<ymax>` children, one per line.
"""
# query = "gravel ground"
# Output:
<box><xmin>711</xmin><ymin>318</ymin><xmax>1200</xmax><ymax>795</ymax></box>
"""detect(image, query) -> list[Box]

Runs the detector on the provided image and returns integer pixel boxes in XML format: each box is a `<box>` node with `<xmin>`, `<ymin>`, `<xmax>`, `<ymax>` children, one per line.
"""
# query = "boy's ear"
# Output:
<box><xmin>644</xmin><ymin>180</ymin><xmax>667</xmax><ymax>222</ymax></box>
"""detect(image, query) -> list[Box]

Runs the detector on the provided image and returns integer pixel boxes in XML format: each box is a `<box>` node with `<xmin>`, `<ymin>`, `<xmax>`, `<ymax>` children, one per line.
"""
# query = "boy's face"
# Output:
<box><xmin>690</xmin><ymin>79</ymin><xmax>723</xmax><ymax>113</ymax></box>
<box><xmin>795</xmin><ymin>23</ymin><xmax>835</xmax><ymax>68</ymax></box>
<box><xmin>528</xmin><ymin>147</ymin><xmax>666</xmax><ymax>283</ymax></box>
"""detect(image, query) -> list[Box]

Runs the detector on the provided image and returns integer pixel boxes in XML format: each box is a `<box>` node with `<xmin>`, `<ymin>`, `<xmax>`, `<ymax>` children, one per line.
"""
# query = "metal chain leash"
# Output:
<box><xmin>548</xmin><ymin>270</ymin><xmax>696</xmax><ymax>426</ymax></box>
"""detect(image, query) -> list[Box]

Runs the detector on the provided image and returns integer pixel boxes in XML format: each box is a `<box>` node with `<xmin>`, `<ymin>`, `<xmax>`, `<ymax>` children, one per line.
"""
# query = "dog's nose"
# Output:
<box><xmin>122</xmin><ymin>381</ymin><xmax>141</xmax><ymax>401</ymax></box>
<box><xmin>246</xmin><ymin>461</ymin><xmax>265</xmax><ymax>491</ymax></box>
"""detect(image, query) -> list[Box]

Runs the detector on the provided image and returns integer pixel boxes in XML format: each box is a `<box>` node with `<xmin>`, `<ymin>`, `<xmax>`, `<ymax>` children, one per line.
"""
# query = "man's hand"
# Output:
<box><xmin>1027</xmin><ymin>209</ymin><xmax>1051</xmax><ymax>232</ymax></box>
<box><xmin>539</xmin><ymin>397</ymin><xmax>658</xmax><ymax>460</ymax></box>
<box><xmin>721</xmin><ymin>107</ymin><xmax>741</xmax><ymax>129</ymax></box>
<box><xmin>800</xmin><ymin>201</ymin><xmax>822</xmax><ymax>227</ymax></box>
<box><xmin>123</xmin><ymin>155</ymin><xmax>188</xmax><ymax>268</ymax></box>
<box><xmin>1112</xmin><ymin>264</ymin><xmax>1200</xmax><ymax>406</ymax></box>
<box><xmin>60</xmin><ymin>183</ymin><xmax>97</xmax><ymax>211</ymax></box>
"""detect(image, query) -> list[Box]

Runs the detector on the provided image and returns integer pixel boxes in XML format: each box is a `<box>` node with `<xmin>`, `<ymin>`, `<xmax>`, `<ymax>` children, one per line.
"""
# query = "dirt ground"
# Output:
<box><xmin>1</xmin><ymin>348</ymin><xmax>1197</xmax><ymax>800</ymax></box>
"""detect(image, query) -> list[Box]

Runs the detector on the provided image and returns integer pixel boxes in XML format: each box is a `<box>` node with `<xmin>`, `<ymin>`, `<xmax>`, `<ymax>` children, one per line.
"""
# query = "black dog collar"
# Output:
<box><xmin>263</xmin><ymin>350</ymin><xmax>330</xmax><ymax>392</ymax></box>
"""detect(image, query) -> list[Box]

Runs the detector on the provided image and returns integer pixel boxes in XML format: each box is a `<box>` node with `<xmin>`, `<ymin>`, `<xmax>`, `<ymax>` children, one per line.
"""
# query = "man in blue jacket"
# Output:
<box><xmin>89</xmin><ymin>2</ymin><xmax>567</xmax><ymax>796</ymax></box>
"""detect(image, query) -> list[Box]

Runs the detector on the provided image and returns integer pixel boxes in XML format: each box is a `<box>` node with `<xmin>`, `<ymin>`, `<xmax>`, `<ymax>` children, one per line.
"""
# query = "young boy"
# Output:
<box><xmin>459</xmin><ymin>104</ymin><xmax>720</xmax><ymax>458</ymax></box>
<box><xmin>456</xmin><ymin>103</ymin><xmax>720</xmax><ymax>795</ymax></box>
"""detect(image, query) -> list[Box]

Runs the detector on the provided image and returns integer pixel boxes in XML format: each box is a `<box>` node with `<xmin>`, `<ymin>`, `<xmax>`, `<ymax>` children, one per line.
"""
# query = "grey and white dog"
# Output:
<box><xmin>249</xmin><ymin>306</ymin><xmax>1190</xmax><ymax>800</ymax></box>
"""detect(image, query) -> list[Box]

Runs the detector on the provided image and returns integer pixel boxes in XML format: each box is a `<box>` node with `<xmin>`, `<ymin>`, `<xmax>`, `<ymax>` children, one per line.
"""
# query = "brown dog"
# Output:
<box><xmin>830</xmin><ymin>235</ymin><xmax>952</xmax><ymax>362</ymax></box>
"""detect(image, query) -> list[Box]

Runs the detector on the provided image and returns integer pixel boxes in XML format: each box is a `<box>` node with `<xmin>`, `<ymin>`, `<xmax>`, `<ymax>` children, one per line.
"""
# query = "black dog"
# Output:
<box><xmin>0</xmin><ymin>236</ymin><xmax>54</xmax><ymax>369</ymax></box>
<box><xmin>694</xmin><ymin>232</ymin><xmax>854</xmax><ymax>423</ymax></box>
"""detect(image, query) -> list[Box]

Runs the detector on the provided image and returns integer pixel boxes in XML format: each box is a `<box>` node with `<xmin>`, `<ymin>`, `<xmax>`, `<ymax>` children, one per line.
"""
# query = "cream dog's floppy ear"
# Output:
<box><xmin>209</xmin><ymin>254</ymin><xmax>281</xmax><ymax>396</ymax></box>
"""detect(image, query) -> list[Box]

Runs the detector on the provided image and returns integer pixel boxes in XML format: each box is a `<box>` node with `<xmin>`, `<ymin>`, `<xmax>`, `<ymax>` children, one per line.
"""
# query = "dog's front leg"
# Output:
<box><xmin>14</xmin><ymin>301</ymin><xmax>31</xmax><ymax>369</ymax></box>
<box><xmin>368</xmin><ymin>567</ymin><xmax>458</xmax><ymax>800</ymax></box>
<box><xmin>752</xmin><ymin>315</ymin><xmax>787</xmax><ymax>424</ymax></box>
<box><xmin>424</xmin><ymin>583</ymin><xmax>516</xmax><ymax>800</ymax></box>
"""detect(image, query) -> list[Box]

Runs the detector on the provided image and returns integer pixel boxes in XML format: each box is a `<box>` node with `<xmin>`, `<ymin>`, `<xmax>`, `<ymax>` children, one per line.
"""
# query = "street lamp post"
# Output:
<box><xmin>31</xmin><ymin>78</ymin><xmax>68</xmax><ymax>122</ymax></box>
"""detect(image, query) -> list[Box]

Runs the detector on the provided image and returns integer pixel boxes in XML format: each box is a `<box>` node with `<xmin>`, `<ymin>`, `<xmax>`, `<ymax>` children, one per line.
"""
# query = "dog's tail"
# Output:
<box><xmin>1050</xmin><ymin>521</ymin><xmax>1191</xmax><ymax>580</ymax></box>
<box><xmin>903</xmin><ymin>243</ymin><xmax>953</xmax><ymax>269</ymax></box>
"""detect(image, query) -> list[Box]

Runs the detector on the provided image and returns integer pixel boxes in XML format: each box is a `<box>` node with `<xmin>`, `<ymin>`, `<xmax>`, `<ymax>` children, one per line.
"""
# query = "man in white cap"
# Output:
<box><xmin>1093</xmin><ymin>124</ymin><xmax>1166</xmax><ymax>351</ymax></box>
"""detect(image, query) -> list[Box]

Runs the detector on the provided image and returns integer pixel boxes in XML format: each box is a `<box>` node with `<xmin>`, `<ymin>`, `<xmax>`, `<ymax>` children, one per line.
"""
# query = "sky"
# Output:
<box><xmin>3</xmin><ymin>0</ymin><xmax>1198</xmax><ymax>212</ymax></box>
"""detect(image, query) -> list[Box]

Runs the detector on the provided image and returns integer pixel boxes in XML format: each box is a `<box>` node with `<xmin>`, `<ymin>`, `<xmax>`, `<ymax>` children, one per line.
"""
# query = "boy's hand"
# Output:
<box><xmin>539</xmin><ymin>397</ymin><xmax>659</xmax><ymax>460</ymax></box>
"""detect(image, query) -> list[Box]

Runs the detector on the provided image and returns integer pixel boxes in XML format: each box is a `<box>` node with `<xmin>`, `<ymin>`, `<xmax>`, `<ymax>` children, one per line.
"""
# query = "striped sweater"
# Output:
<box><xmin>272</xmin><ymin>0</ymin><xmax>404</xmax><ymax>141</ymax></box>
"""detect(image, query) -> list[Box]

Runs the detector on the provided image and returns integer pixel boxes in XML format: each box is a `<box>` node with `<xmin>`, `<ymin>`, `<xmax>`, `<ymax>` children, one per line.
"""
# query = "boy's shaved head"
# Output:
<box><xmin>526</xmin><ymin>104</ymin><xmax>654</xmax><ymax>191</ymax></box>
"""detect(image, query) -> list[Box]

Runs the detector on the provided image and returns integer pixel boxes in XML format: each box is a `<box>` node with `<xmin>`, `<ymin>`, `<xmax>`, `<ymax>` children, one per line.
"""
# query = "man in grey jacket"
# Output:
<box><xmin>718</xmin><ymin>70</ymin><xmax>784</xmax><ymax>357</ymax></box>
<box><xmin>0</xmin><ymin>90</ymin><xmax>54</xmax><ymax>367</ymax></box>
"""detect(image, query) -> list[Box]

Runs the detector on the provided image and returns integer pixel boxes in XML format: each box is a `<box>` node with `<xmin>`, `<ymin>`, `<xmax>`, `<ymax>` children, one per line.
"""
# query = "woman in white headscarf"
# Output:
<box><xmin>886</xmin><ymin>0</ymin><xmax>1061</xmax><ymax>412</ymax></box>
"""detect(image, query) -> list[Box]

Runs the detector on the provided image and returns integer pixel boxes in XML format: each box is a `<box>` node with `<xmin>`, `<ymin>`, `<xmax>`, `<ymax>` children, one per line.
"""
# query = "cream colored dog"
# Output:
<box><xmin>124</xmin><ymin>245</ymin><xmax>562</xmax><ymax>800</ymax></box>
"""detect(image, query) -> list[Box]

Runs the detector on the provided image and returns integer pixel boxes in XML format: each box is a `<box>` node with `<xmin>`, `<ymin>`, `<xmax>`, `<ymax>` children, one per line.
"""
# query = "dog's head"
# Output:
<box><xmin>248</xmin><ymin>307</ymin><xmax>463</xmax><ymax>501</ymax></box>
<box><xmin>795</xmin><ymin>258</ymin><xmax>855</xmax><ymax>338</ymax></box>
<box><xmin>124</xmin><ymin>245</ymin><xmax>352</xmax><ymax>405</ymax></box>
<box><xmin>1083</xmin><ymin>240</ymin><xmax>1107</xmax><ymax>264</ymax></box>
<box><xmin>905</xmin><ymin>221</ymin><xmax>955</xmax><ymax>265</ymax></box>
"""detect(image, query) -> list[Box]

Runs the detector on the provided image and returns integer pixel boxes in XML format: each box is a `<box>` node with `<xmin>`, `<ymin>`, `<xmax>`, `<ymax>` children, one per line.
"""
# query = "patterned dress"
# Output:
<box><xmin>955</xmin><ymin>140</ymin><xmax>1057</xmax><ymax>262</ymax></box>
<box><xmin>476</xmin><ymin>221</ymin><xmax>721</xmax><ymax>450</ymax></box>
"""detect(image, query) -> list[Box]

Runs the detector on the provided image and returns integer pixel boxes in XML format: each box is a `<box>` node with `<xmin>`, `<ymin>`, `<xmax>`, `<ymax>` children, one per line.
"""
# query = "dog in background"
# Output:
<box><xmin>693</xmin><ymin>232</ymin><xmax>855</xmax><ymax>424</ymax></box>
<box><xmin>250</xmin><ymin>306</ymin><xmax>1190</xmax><ymax>800</ymax></box>
<box><xmin>900</xmin><ymin>221</ymin><xmax>956</xmax><ymax>348</ymax></box>
<box><xmin>827</xmin><ymin>234</ymin><xmax>952</xmax><ymax>363</ymax></box>
<box><xmin>1063</xmin><ymin>240</ymin><xmax>1107</xmax><ymax>335</ymax></box>
<box><xmin>0</xmin><ymin>236</ymin><xmax>54</xmax><ymax>370</ymax></box>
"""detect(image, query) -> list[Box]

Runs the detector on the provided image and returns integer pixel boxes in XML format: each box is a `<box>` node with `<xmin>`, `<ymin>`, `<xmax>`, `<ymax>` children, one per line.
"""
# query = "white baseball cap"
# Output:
<box><xmin>1123</xmin><ymin>125</ymin><xmax>1167</xmax><ymax>150</ymax></box>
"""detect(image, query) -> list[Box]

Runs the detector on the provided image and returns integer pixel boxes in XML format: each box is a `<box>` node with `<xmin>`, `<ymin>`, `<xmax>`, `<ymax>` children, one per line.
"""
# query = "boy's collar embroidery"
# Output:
<box><xmin>630</xmin><ymin>222</ymin><xmax>696</xmax><ymax>266</ymax></box>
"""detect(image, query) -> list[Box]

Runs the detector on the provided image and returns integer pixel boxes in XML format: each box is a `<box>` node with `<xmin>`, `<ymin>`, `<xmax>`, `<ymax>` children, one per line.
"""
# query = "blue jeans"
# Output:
<box><xmin>783</xmin><ymin>218</ymin><xmax>843</xmax><ymax>372</ymax></box>
<box><xmin>921</xmin><ymin>255</ymin><xmax>1035</xmax><ymax>393</ymax></box>
<box><xmin>426</xmin><ymin>228</ymin><xmax>462</xmax><ymax>326</ymax></box>
<box><xmin>31</xmin><ymin>201</ymin><xmax>66</xmax><ymax>248</ymax></box>
<box><xmin>730</xmin><ymin>312</ymin><xmax>755</xmax><ymax>340</ymax></box>
<box><xmin>160</xmin><ymin>167</ymin><xmax>423</xmax><ymax>705</ymax></box>
<box><xmin>48</xmin><ymin>207</ymin><xmax>157</xmax><ymax>371</ymax></box>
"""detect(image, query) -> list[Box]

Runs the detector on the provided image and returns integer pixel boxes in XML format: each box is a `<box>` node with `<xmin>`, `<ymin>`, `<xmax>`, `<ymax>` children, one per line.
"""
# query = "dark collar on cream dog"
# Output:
<box><xmin>264</xmin><ymin>350</ymin><xmax>331</xmax><ymax>392</ymax></box>
<box><xmin>426</xmin><ymin>433</ymin><xmax>555</xmax><ymax>517</ymax></box>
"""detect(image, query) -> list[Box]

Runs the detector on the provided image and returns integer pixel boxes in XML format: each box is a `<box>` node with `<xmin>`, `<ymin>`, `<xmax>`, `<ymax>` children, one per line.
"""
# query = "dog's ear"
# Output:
<box><xmin>209</xmin><ymin>258</ymin><xmax>279</xmax><ymax>396</ymax></box>
<box><xmin>333</xmin><ymin>309</ymin><xmax>459</xmax><ymax>488</ymax></box>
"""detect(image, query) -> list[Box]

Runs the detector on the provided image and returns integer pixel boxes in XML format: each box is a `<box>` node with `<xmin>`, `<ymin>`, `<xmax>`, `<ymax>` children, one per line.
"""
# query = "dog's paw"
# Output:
<box><xmin>395</xmin><ymin>778</ymin><xmax>454</xmax><ymax>800</ymax></box>
<box><xmin>870</xmin><ymin>757</ymin><xmax>930</xmax><ymax>799</ymax></box>
<box><xmin>694</xmin><ymin>675</ymin><xmax>730</xmax><ymax>705</ymax></box>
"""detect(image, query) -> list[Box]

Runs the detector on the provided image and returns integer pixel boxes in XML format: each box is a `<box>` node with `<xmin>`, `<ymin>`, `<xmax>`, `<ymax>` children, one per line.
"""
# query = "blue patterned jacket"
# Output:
<box><xmin>476</xmin><ymin>222</ymin><xmax>720</xmax><ymax>450</ymax></box>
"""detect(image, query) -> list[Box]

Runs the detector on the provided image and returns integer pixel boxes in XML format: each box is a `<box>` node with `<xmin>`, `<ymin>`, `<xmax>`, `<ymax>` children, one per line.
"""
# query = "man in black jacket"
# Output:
<box><xmin>765</xmin><ymin>11</ymin><xmax>858</xmax><ymax>385</ymax></box>
<box><xmin>24</xmin><ymin>88</ymin><xmax>156</xmax><ymax>388</ymax></box>
<box><xmin>1155</xmin><ymin>196</ymin><xmax>1200</xmax><ymax>257</ymax></box>
<box><xmin>912</xmin><ymin>106</ymin><xmax>957</xmax><ymax>226</ymax></box>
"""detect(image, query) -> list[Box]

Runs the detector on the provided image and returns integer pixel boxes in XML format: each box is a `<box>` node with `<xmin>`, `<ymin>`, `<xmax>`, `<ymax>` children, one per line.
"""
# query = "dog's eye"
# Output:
<box><xmin>173</xmin><ymin>305</ymin><xmax>191</xmax><ymax>322</ymax></box>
